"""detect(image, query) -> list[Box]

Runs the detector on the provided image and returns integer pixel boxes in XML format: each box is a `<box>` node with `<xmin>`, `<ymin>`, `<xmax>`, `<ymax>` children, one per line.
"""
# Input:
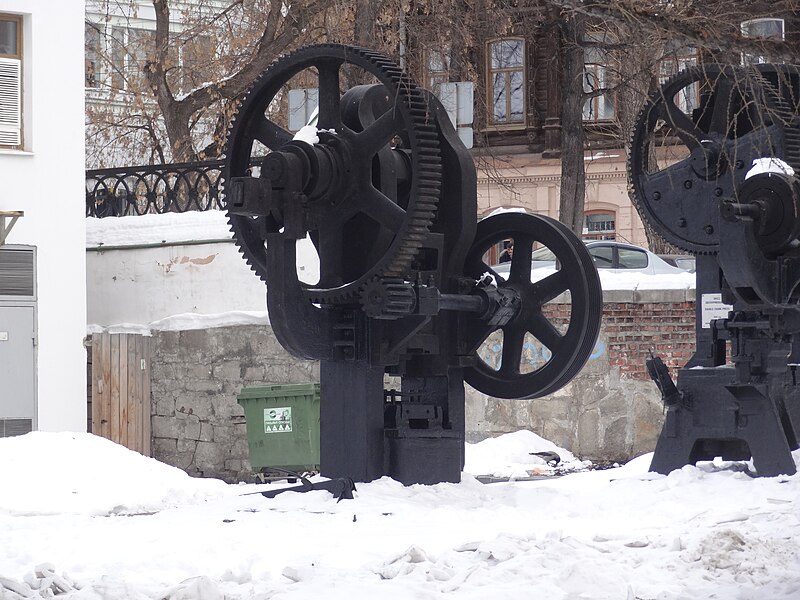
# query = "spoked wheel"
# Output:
<box><xmin>462</xmin><ymin>213</ymin><xmax>602</xmax><ymax>399</ymax></box>
<box><xmin>223</xmin><ymin>44</ymin><xmax>442</xmax><ymax>304</ymax></box>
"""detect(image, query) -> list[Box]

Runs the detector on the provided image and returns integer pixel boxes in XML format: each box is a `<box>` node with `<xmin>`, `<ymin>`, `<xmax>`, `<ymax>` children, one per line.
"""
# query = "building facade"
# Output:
<box><xmin>404</xmin><ymin>5</ymin><xmax>800</xmax><ymax>246</ymax></box>
<box><xmin>0</xmin><ymin>1</ymin><xmax>86</xmax><ymax>435</ymax></box>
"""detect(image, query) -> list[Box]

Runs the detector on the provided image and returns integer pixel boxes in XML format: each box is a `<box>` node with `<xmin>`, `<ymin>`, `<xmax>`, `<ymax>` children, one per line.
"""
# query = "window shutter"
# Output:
<box><xmin>0</xmin><ymin>57</ymin><xmax>21</xmax><ymax>146</ymax></box>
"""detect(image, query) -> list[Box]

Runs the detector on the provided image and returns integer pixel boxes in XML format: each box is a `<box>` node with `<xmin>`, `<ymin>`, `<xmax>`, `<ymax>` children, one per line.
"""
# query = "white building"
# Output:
<box><xmin>0</xmin><ymin>1</ymin><xmax>86</xmax><ymax>435</ymax></box>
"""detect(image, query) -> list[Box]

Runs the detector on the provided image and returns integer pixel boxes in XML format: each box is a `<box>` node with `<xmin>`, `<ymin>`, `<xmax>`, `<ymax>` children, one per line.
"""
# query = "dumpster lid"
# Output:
<box><xmin>237</xmin><ymin>383</ymin><xmax>320</xmax><ymax>400</ymax></box>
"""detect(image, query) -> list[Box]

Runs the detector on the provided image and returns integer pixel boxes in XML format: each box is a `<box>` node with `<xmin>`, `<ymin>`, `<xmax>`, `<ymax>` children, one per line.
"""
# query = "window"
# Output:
<box><xmin>176</xmin><ymin>35</ymin><xmax>214</xmax><ymax>93</ymax></box>
<box><xmin>741</xmin><ymin>18</ymin><xmax>785</xmax><ymax>65</ymax></box>
<box><xmin>659</xmin><ymin>46</ymin><xmax>699</xmax><ymax>115</ymax></box>
<box><xmin>617</xmin><ymin>247</ymin><xmax>648</xmax><ymax>269</ymax></box>
<box><xmin>488</xmin><ymin>38</ymin><xmax>525</xmax><ymax>126</ymax></box>
<box><xmin>589</xmin><ymin>245</ymin><xmax>614</xmax><ymax>269</ymax></box>
<box><xmin>0</xmin><ymin>14</ymin><xmax>21</xmax><ymax>147</ymax></box>
<box><xmin>85</xmin><ymin>23</ymin><xmax>101</xmax><ymax>88</ymax></box>
<box><xmin>426</xmin><ymin>47</ymin><xmax>450</xmax><ymax>94</ymax></box>
<box><xmin>90</xmin><ymin>23</ymin><xmax>212</xmax><ymax>95</ymax></box>
<box><xmin>583</xmin><ymin>211</ymin><xmax>616</xmax><ymax>240</ymax></box>
<box><xmin>110</xmin><ymin>26</ymin><xmax>156</xmax><ymax>91</ymax></box>
<box><xmin>583</xmin><ymin>32</ymin><xmax>615</xmax><ymax>122</ymax></box>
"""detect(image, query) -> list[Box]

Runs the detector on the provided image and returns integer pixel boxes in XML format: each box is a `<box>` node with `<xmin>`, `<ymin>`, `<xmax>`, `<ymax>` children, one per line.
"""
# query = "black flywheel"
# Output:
<box><xmin>462</xmin><ymin>213</ymin><xmax>602</xmax><ymax>399</ymax></box>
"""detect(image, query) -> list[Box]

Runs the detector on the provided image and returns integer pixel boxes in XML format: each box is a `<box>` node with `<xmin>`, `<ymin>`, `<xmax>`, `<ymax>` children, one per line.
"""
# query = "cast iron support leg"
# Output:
<box><xmin>319</xmin><ymin>360</ymin><xmax>385</xmax><ymax>482</ymax></box>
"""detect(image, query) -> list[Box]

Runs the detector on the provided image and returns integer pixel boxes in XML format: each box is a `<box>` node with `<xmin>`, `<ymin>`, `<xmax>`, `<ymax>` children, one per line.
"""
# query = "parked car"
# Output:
<box><xmin>657</xmin><ymin>254</ymin><xmax>696</xmax><ymax>272</ymax></box>
<box><xmin>493</xmin><ymin>240</ymin><xmax>687</xmax><ymax>277</ymax></box>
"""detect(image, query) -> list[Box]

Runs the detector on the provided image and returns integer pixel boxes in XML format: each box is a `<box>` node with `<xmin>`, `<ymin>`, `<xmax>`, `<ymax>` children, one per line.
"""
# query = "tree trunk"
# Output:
<box><xmin>558</xmin><ymin>14</ymin><xmax>586</xmax><ymax>235</ymax></box>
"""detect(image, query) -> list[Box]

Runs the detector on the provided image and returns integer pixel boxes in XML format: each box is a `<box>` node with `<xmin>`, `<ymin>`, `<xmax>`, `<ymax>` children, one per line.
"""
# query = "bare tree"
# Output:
<box><xmin>86</xmin><ymin>0</ymin><xmax>800</xmax><ymax>245</ymax></box>
<box><xmin>86</xmin><ymin>0</ymin><xmax>342</xmax><ymax>167</ymax></box>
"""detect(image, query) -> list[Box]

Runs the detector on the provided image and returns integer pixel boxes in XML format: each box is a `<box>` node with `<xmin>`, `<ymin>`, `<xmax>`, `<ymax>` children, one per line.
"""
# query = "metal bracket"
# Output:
<box><xmin>0</xmin><ymin>211</ymin><xmax>23</xmax><ymax>245</ymax></box>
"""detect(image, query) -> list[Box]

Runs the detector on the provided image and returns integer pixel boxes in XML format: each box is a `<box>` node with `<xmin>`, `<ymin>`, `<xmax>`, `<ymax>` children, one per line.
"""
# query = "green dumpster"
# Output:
<box><xmin>237</xmin><ymin>383</ymin><xmax>320</xmax><ymax>473</ymax></box>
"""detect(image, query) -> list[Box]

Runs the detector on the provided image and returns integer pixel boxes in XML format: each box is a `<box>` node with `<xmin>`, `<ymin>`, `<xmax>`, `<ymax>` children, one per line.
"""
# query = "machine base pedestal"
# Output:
<box><xmin>650</xmin><ymin>367</ymin><xmax>797</xmax><ymax>477</ymax></box>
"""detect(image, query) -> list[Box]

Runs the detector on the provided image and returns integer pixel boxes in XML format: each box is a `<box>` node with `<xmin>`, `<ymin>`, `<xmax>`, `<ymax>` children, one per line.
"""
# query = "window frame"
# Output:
<box><xmin>582</xmin><ymin>32</ymin><xmax>616</xmax><ymax>123</ymax></box>
<box><xmin>0</xmin><ymin>14</ymin><xmax>21</xmax><ymax>59</ymax></box>
<box><xmin>0</xmin><ymin>13</ymin><xmax>22</xmax><ymax>149</ymax></box>
<box><xmin>486</xmin><ymin>37</ymin><xmax>526</xmax><ymax>129</ymax></box>
<box><xmin>109</xmin><ymin>25</ymin><xmax>157</xmax><ymax>93</ymax></box>
<box><xmin>425</xmin><ymin>46</ymin><xmax>450</xmax><ymax>94</ymax></box>
<box><xmin>587</xmin><ymin>244</ymin><xmax>650</xmax><ymax>270</ymax></box>
<box><xmin>91</xmin><ymin>22</ymin><xmax>215</xmax><ymax>96</ymax></box>
<box><xmin>85</xmin><ymin>22</ymin><xmax>102</xmax><ymax>89</ymax></box>
<box><xmin>741</xmin><ymin>18</ymin><xmax>785</xmax><ymax>65</ymax></box>
<box><xmin>583</xmin><ymin>210</ymin><xmax>616</xmax><ymax>240</ymax></box>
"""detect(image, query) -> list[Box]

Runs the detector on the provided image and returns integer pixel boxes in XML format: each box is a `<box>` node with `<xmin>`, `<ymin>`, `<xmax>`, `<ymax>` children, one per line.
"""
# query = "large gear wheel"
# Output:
<box><xmin>223</xmin><ymin>44</ymin><xmax>442</xmax><ymax>304</ymax></box>
<box><xmin>628</xmin><ymin>64</ymin><xmax>800</xmax><ymax>254</ymax></box>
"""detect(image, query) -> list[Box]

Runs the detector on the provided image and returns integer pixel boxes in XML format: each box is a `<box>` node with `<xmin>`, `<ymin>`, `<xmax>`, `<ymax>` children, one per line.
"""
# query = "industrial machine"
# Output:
<box><xmin>222</xmin><ymin>44</ymin><xmax>602</xmax><ymax>485</ymax></box>
<box><xmin>629</xmin><ymin>63</ymin><xmax>800</xmax><ymax>476</ymax></box>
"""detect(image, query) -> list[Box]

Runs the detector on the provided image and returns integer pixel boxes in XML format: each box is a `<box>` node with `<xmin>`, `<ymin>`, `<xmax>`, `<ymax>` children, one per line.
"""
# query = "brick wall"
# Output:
<box><xmin>601</xmin><ymin>290</ymin><xmax>696</xmax><ymax>379</ymax></box>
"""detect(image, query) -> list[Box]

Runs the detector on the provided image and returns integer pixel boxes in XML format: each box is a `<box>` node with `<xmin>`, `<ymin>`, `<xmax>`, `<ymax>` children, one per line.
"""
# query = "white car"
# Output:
<box><xmin>493</xmin><ymin>240</ymin><xmax>687</xmax><ymax>279</ymax></box>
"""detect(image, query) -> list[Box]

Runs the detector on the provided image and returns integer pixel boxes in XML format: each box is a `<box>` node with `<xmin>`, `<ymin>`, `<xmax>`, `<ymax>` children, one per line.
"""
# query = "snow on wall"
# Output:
<box><xmin>86</xmin><ymin>210</ymin><xmax>696</xmax><ymax>330</ymax></box>
<box><xmin>0</xmin><ymin>1</ymin><xmax>86</xmax><ymax>432</ymax></box>
<box><xmin>86</xmin><ymin>212</ymin><xmax>320</xmax><ymax>328</ymax></box>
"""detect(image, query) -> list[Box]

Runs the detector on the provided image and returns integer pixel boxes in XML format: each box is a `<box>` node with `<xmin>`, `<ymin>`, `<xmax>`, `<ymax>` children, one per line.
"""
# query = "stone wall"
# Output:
<box><xmin>149</xmin><ymin>327</ymin><xmax>318</xmax><ymax>482</ymax></box>
<box><xmin>147</xmin><ymin>289</ymin><xmax>696</xmax><ymax>480</ymax></box>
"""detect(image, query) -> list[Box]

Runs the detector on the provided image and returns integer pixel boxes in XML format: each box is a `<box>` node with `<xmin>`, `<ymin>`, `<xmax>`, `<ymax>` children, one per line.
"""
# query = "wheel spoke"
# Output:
<box><xmin>499</xmin><ymin>326</ymin><xmax>526</xmax><ymax>376</ymax></box>
<box><xmin>531</xmin><ymin>270</ymin><xmax>571</xmax><ymax>304</ymax></box>
<box><xmin>508</xmin><ymin>235</ymin><xmax>533</xmax><ymax>283</ymax></box>
<box><xmin>361</xmin><ymin>187</ymin><xmax>406</xmax><ymax>232</ymax></box>
<box><xmin>660</xmin><ymin>98</ymin><xmax>701</xmax><ymax>150</ymax></box>
<box><xmin>250</xmin><ymin>115</ymin><xmax>292</xmax><ymax>150</ymax></box>
<box><xmin>316</xmin><ymin>59</ymin><xmax>343</xmax><ymax>130</ymax></box>
<box><xmin>316</xmin><ymin>226</ymin><xmax>345</xmax><ymax>289</ymax></box>
<box><xmin>355</xmin><ymin>109</ymin><xmax>400</xmax><ymax>157</ymax></box>
<box><xmin>708</xmin><ymin>77</ymin><xmax>733</xmax><ymax>135</ymax></box>
<box><xmin>479</xmin><ymin>260</ymin><xmax>505</xmax><ymax>284</ymax></box>
<box><xmin>529</xmin><ymin>312</ymin><xmax>563</xmax><ymax>353</ymax></box>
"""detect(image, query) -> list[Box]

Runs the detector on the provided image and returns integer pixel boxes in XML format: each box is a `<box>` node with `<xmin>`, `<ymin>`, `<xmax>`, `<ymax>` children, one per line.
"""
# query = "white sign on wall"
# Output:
<box><xmin>701</xmin><ymin>293</ymin><xmax>733</xmax><ymax>328</ymax></box>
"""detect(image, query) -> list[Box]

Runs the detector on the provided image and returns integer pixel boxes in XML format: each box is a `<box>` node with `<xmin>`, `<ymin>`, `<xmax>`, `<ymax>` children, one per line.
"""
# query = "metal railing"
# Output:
<box><xmin>86</xmin><ymin>158</ymin><xmax>261</xmax><ymax>218</ymax></box>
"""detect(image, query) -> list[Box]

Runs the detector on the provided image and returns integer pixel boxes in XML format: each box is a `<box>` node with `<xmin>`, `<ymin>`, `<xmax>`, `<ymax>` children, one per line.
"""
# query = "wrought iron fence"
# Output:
<box><xmin>86</xmin><ymin>158</ymin><xmax>261</xmax><ymax>218</ymax></box>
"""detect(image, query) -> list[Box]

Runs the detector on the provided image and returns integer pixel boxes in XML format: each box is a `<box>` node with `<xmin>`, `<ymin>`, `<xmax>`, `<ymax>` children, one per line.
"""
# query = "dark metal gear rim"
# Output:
<box><xmin>222</xmin><ymin>44</ymin><xmax>442</xmax><ymax>304</ymax></box>
<box><xmin>627</xmin><ymin>64</ymin><xmax>800</xmax><ymax>254</ymax></box>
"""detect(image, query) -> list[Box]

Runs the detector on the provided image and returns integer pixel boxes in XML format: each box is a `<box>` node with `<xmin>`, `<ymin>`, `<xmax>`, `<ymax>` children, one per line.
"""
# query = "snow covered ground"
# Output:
<box><xmin>2</xmin><ymin>431</ymin><xmax>799</xmax><ymax>599</ymax></box>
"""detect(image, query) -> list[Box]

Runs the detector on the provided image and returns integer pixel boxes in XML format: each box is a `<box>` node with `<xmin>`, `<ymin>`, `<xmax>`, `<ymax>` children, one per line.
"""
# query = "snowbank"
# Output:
<box><xmin>0</xmin><ymin>432</ymin><xmax>229</xmax><ymax>517</ymax></box>
<box><xmin>2</xmin><ymin>431</ymin><xmax>800</xmax><ymax>599</ymax></box>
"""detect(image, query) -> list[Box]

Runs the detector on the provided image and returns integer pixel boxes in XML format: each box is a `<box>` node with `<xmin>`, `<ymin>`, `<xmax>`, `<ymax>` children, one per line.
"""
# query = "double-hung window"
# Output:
<box><xmin>110</xmin><ymin>26</ymin><xmax>156</xmax><ymax>92</ymax></box>
<box><xmin>487</xmin><ymin>38</ymin><xmax>525</xmax><ymax>126</ymax></box>
<box><xmin>0</xmin><ymin>14</ymin><xmax>22</xmax><ymax>148</ymax></box>
<box><xmin>741</xmin><ymin>18</ymin><xmax>784</xmax><ymax>65</ymax></box>
<box><xmin>582</xmin><ymin>32</ymin><xmax>615</xmax><ymax>122</ymax></box>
